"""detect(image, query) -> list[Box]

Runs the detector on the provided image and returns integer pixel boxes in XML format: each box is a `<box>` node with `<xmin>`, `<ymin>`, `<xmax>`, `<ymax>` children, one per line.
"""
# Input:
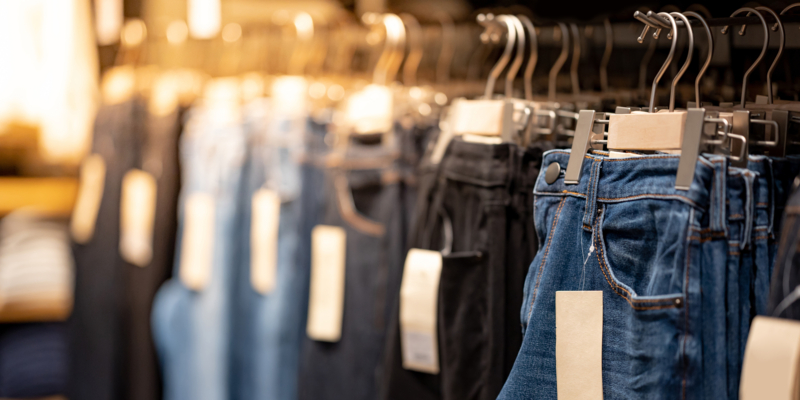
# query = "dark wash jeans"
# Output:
<box><xmin>298</xmin><ymin>142</ymin><xmax>416</xmax><ymax>400</ymax></box>
<box><xmin>381</xmin><ymin>139</ymin><xmax>547</xmax><ymax>400</ymax></box>
<box><xmin>768</xmin><ymin>174</ymin><xmax>800</xmax><ymax>319</ymax></box>
<box><xmin>500</xmin><ymin>150</ymin><xmax>720</xmax><ymax>400</ymax></box>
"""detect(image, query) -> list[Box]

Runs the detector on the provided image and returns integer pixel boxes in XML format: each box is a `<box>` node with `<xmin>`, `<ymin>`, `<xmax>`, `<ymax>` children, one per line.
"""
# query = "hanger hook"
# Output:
<box><xmin>668</xmin><ymin>12</ymin><xmax>693</xmax><ymax>112</ymax></box>
<box><xmin>647</xmin><ymin>12</ymin><xmax>678</xmax><ymax>113</ymax></box>
<box><xmin>741</xmin><ymin>7</ymin><xmax>784</xmax><ymax>104</ymax></box>
<box><xmin>721</xmin><ymin>7</ymin><xmax>768</xmax><ymax>108</ymax></box>
<box><xmin>479</xmin><ymin>13</ymin><xmax>515</xmax><ymax>99</ymax></box>
<box><xmin>683</xmin><ymin>11</ymin><xmax>714</xmax><ymax>107</ymax></box>
<box><xmin>505</xmin><ymin>15</ymin><xmax>526</xmax><ymax>98</ymax></box>
<box><xmin>288</xmin><ymin>12</ymin><xmax>314</xmax><ymax>76</ymax></box>
<box><xmin>517</xmin><ymin>15</ymin><xmax>538</xmax><ymax>101</ymax></box>
<box><xmin>435</xmin><ymin>12</ymin><xmax>455</xmax><ymax>85</ymax></box>
<box><xmin>600</xmin><ymin>19</ymin><xmax>613</xmax><ymax>92</ymax></box>
<box><xmin>549</xmin><ymin>22</ymin><xmax>569</xmax><ymax>101</ymax></box>
<box><xmin>400</xmin><ymin>13</ymin><xmax>423</xmax><ymax>87</ymax></box>
<box><xmin>386</xmin><ymin>14</ymin><xmax>406</xmax><ymax>85</ymax></box>
<box><xmin>569</xmin><ymin>23</ymin><xmax>581</xmax><ymax>96</ymax></box>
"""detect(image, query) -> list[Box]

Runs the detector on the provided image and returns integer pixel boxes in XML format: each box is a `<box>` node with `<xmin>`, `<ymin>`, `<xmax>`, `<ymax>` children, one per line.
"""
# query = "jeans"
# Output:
<box><xmin>768</xmin><ymin>179</ymin><xmax>800</xmax><ymax>319</ymax></box>
<box><xmin>501</xmin><ymin>150</ymin><xmax>718</xmax><ymax>400</ymax></box>
<box><xmin>151</xmin><ymin>106</ymin><xmax>247</xmax><ymax>400</ymax></box>
<box><xmin>381</xmin><ymin>139</ymin><xmax>547</xmax><ymax>400</ymax></box>
<box><xmin>719</xmin><ymin>163</ymin><xmax>754</xmax><ymax>400</ymax></box>
<box><xmin>298</xmin><ymin>137</ymin><xmax>415</xmax><ymax>400</ymax></box>
<box><xmin>69</xmin><ymin>100</ymin><xmax>142</xmax><ymax>400</ymax></box>
<box><xmin>230</xmin><ymin>99</ymin><xmax>306</xmax><ymax>400</ymax></box>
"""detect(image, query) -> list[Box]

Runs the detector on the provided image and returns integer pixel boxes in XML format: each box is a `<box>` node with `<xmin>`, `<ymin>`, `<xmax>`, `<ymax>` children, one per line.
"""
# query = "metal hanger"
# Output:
<box><xmin>505</xmin><ymin>16</ymin><xmax>526</xmax><ymax>97</ymax></box>
<box><xmin>721</xmin><ymin>8</ymin><xmax>769</xmax><ymax>108</ymax></box>
<box><xmin>548</xmin><ymin>23</ymin><xmax>570</xmax><ymax>101</ymax></box>
<box><xmin>684</xmin><ymin>11</ymin><xmax>714</xmax><ymax>107</ymax></box>
<box><xmin>400</xmin><ymin>13</ymin><xmax>423</xmax><ymax>87</ymax></box>
<box><xmin>517</xmin><ymin>15</ymin><xmax>538</xmax><ymax>101</ymax></box>
<box><xmin>569</xmin><ymin>23</ymin><xmax>581</xmax><ymax>96</ymax></box>
<box><xmin>600</xmin><ymin>19</ymin><xmax>613</xmax><ymax>93</ymax></box>
<box><xmin>477</xmin><ymin>13</ymin><xmax>516</xmax><ymax>99</ymax></box>
<box><xmin>668</xmin><ymin>12</ymin><xmax>693</xmax><ymax>112</ymax></box>
<box><xmin>435</xmin><ymin>12</ymin><xmax>455</xmax><ymax>85</ymax></box>
<box><xmin>645</xmin><ymin>12</ymin><xmax>678</xmax><ymax>113</ymax></box>
<box><xmin>742</xmin><ymin>7</ymin><xmax>784</xmax><ymax>104</ymax></box>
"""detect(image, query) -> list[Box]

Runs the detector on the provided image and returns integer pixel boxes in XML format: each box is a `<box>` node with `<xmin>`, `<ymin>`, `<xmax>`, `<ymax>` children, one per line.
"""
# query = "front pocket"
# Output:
<box><xmin>594</xmin><ymin>201</ymin><xmax>689</xmax><ymax>306</ymax></box>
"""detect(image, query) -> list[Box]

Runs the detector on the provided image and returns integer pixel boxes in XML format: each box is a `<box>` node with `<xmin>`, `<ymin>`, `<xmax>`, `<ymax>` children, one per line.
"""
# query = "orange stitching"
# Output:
<box><xmin>729</xmin><ymin>214</ymin><xmax>744</xmax><ymax>219</ymax></box>
<box><xmin>560</xmin><ymin>190</ymin><xmax>585</xmax><ymax>197</ymax></box>
<box><xmin>526</xmin><ymin>197</ymin><xmax>566</xmax><ymax>324</ymax></box>
<box><xmin>597</xmin><ymin>193</ymin><xmax>699</xmax><ymax>208</ymax></box>
<box><xmin>729</xmin><ymin>252</ymin><xmax>740</xmax><ymax>256</ymax></box>
<box><xmin>754</xmin><ymin>235</ymin><xmax>769</xmax><ymax>241</ymax></box>
<box><xmin>602</xmin><ymin>155</ymin><xmax>680</xmax><ymax>162</ymax></box>
<box><xmin>593</xmin><ymin>210</ymin><xmax>681</xmax><ymax>306</ymax></box>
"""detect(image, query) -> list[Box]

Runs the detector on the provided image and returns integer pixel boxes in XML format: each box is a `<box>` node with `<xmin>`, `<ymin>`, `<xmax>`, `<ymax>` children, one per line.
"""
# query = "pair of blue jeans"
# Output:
<box><xmin>501</xmin><ymin>150</ymin><xmax>718</xmax><ymax>399</ymax></box>
<box><xmin>229</xmin><ymin>98</ymin><xmax>307</xmax><ymax>400</ymax></box>
<box><xmin>151</xmin><ymin>105</ymin><xmax>248</xmax><ymax>400</ymax></box>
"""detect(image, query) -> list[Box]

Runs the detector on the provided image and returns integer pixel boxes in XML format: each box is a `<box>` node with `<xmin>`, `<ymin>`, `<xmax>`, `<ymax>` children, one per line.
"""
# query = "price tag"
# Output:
<box><xmin>119</xmin><ymin>169</ymin><xmax>157</xmax><ymax>267</ymax></box>
<box><xmin>740</xmin><ymin>316</ymin><xmax>800</xmax><ymax>399</ymax></box>
<box><xmin>71</xmin><ymin>154</ymin><xmax>106</xmax><ymax>244</ymax></box>
<box><xmin>250</xmin><ymin>189</ymin><xmax>280</xmax><ymax>294</ymax></box>
<box><xmin>400</xmin><ymin>249</ymin><xmax>443</xmax><ymax>374</ymax></box>
<box><xmin>179</xmin><ymin>193</ymin><xmax>215</xmax><ymax>290</ymax></box>
<box><xmin>306</xmin><ymin>225</ymin><xmax>347</xmax><ymax>342</ymax></box>
<box><xmin>556</xmin><ymin>291</ymin><xmax>603</xmax><ymax>400</ymax></box>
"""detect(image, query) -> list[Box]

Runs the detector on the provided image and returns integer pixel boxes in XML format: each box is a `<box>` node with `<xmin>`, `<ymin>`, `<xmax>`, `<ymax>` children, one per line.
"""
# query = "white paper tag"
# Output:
<box><xmin>250</xmin><ymin>189</ymin><xmax>280</xmax><ymax>294</ymax></box>
<box><xmin>119</xmin><ymin>169</ymin><xmax>157</xmax><ymax>267</ymax></box>
<box><xmin>71</xmin><ymin>154</ymin><xmax>106</xmax><ymax>244</ymax></box>
<box><xmin>556</xmin><ymin>291</ymin><xmax>603</xmax><ymax>400</ymax></box>
<box><xmin>740</xmin><ymin>316</ymin><xmax>800</xmax><ymax>400</ymax></box>
<box><xmin>400</xmin><ymin>249</ymin><xmax>443</xmax><ymax>374</ymax></box>
<box><xmin>307</xmin><ymin>225</ymin><xmax>347</xmax><ymax>342</ymax></box>
<box><xmin>179</xmin><ymin>193</ymin><xmax>215</xmax><ymax>291</ymax></box>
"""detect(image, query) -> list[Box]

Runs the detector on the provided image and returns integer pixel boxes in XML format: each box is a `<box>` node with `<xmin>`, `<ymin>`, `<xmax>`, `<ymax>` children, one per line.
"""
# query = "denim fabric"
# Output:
<box><xmin>381</xmin><ymin>139</ymin><xmax>547</xmax><ymax>400</ymax></box>
<box><xmin>298</xmin><ymin>136</ymin><xmax>415</xmax><ymax>400</ymax></box>
<box><xmin>120</xmin><ymin>105</ymin><xmax>183</xmax><ymax>400</ymax></box>
<box><xmin>719</xmin><ymin>164</ymin><xmax>753</xmax><ymax>400</ymax></box>
<box><xmin>501</xmin><ymin>150</ymin><xmax>718</xmax><ymax>400</ymax></box>
<box><xmin>230</xmin><ymin>98</ymin><xmax>306</xmax><ymax>400</ymax></box>
<box><xmin>769</xmin><ymin>156</ymin><xmax>800</xmax><ymax>243</ymax></box>
<box><xmin>768</xmin><ymin>182</ymin><xmax>800</xmax><ymax>319</ymax></box>
<box><xmin>69</xmin><ymin>99</ymin><xmax>143</xmax><ymax>400</ymax></box>
<box><xmin>151</xmin><ymin>105</ymin><xmax>247</xmax><ymax>400</ymax></box>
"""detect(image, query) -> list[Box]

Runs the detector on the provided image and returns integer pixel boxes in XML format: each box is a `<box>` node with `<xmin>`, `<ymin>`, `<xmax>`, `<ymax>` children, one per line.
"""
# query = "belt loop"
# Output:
<box><xmin>581</xmin><ymin>158</ymin><xmax>602</xmax><ymax>231</ymax></box>
<box><xmin>767</xmin><ymin>157</ymin><xmax>776</xmax><ymax>236</ymax></box>
<box><xmin>709</xmin><ymin>157</ymin><xmax>727</xmax><ymax>233</ymax></box>
<box><xmin>742</xmin><ymin>170</ymin><xmax>756</xmax><ymax>250</ymax></box>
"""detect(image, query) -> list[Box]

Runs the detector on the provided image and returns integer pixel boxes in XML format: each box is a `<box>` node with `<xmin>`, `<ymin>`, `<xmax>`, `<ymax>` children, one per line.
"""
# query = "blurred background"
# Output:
<box><xmin>1</xmin><ymin>0</ymin><xmax>800</xmax><ymax>399</ymax></box>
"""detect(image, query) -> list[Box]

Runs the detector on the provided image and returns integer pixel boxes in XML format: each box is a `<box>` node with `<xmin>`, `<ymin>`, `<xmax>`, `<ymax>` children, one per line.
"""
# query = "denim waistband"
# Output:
<box><xmin>536</xmin><ymin>150</ymin><xmax>715</xmax><ymax>209</ymax></box>
<box><xmin>439</xmin><ymin>138</ymin><xmax>516</xmax><ymax>188</ymax></box>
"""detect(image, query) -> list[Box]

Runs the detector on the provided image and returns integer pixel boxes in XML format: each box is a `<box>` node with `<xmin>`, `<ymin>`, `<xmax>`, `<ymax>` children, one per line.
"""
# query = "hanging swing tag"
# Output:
<box><xmin>119</xmin><ymin>169</ymin><xmax>157</xmax><ymax>267</ymax></box>
<box><xmin>556</xmin><ymin>291</ymin><xmax>604</xmax><ymax>400</ymax></box>
<box><xmin>250</xmin><ymin>189</ymin><xmax>281</xmax><ymax>294</ymax></box>
<box><xmin>71</xmin><ymin>154</ymin><xmax>106</xmax><ymax>244</ymax></box>
<box><xmin>307</xmin><ymin>225</ymin><xmax>347</xmax><ymax>342</ymax></box>
<box><xmin>740</xmin><ymin>316</ymin><xmax>800</xmax><ymax>399</ymax></box>
<box><xmin>400</xmin><ymin>249</ymin><xmax>443</xmax><ymax>374</ymax></box>
<box><xmin>179</xmin><ymin>193</ymin><xmax>216</xmax><ymax>291</ymax></box>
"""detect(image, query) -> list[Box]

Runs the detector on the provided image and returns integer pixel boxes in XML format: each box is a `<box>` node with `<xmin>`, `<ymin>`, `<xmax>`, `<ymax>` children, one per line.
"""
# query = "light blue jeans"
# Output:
<box><xmin>230</xmin><ymin>99</ymin><xmax>307</xmax><ymax>400</ymax></box>
<box><xmin>151</xmin><ymin>107</ymin><xmax>247</xmax><ymax>400</ymax></box>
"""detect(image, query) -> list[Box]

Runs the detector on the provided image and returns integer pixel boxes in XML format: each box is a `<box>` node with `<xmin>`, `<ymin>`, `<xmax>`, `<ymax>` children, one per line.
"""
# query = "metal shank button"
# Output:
<box><xmin>545</xmin><ymin>162</ymin><xmax>561</xmax><ymax>184</ymax></box>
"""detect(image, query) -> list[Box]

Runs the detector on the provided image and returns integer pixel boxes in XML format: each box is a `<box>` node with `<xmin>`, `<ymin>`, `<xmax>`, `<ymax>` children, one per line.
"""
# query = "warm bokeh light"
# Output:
<box><xmin>166</xmin><ymin>20</ymin><xmax>189</xmax><ymax>45</ymax></box>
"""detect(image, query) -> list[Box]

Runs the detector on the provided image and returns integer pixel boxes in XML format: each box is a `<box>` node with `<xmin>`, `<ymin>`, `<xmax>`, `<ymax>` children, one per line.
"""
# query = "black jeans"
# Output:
<box><xmin>69</xmin><ymin>100</ymin><xmax>182</xmax><ymax>400</ymax></box>
<box><xmin>381</xmin><ymin>139</ymin><xmax>548</xmax><ymax>400</ymax></box>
